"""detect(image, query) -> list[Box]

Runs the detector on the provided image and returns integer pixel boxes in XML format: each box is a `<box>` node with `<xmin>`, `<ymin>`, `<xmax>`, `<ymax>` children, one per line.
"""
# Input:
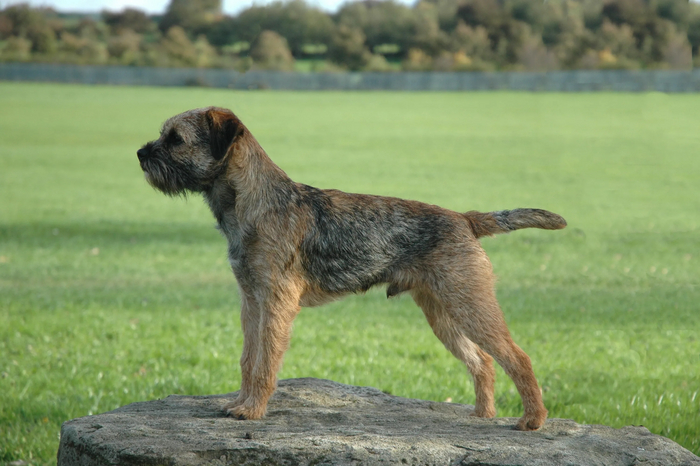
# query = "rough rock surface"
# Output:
<box><xmin>58</xmin><ymin>378</ymin><xmax>699</xmax><ymax>466</ymax></box>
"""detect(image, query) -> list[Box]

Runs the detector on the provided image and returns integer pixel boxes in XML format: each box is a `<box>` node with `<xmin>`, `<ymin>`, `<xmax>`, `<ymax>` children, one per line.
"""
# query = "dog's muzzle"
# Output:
<box><xmin>137</xmin><ymin>146</ymin><xmax>152</xmax><ymax>170</ymax></box>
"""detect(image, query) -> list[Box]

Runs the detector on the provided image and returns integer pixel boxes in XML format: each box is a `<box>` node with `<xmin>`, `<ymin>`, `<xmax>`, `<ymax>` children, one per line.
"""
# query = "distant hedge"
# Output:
<box><xmin>1</xmin><ymin>0</ymin><xmax>699</xmax><ymax>72</ymax></box>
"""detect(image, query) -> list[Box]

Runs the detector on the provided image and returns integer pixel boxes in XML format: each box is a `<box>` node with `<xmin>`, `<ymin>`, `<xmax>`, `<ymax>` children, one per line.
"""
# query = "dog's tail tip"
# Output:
<box><xmin>465</xmin><ymin>208</ymin><xmax>567</xmax><ymax>238</ymax></box>
<box><xmin>527</xmin><ymin>209</ymin><xmax>567</xmax><ymax>230</ymax></box>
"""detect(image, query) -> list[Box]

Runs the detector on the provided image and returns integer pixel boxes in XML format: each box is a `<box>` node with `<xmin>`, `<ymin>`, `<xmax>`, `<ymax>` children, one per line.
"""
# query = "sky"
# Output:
<box><xmin>1</xmin><ymin>0</ymin><xmax>414</xmax><ymax>15</ymax></box>
<box><xmin>5</xmin><ymin>0</ymin><xmax>700</xmax><ymax>17</ymax></box>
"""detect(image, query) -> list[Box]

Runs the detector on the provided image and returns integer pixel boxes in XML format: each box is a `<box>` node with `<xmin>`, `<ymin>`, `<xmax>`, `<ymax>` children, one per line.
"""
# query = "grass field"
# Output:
<box><xmin>0</xmin><ymin>82</ymin><xmax>699</xmax><ymax>464</ymax></box>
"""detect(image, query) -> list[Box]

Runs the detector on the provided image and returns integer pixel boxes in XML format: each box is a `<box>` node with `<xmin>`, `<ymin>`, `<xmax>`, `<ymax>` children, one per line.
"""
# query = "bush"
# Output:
<box><xmin>0</xmin><ymin>36</ymin><xmax>32</xmax><ymax>61</ymax></box>
<box><xmin>160</xmin><ymin>26</ymin><xmax>198</xmax><ymax>66</ymax></box>
<box><xmin>402</xmin><ymin>48</ymin><xmax>432</xmax><ymax>70</ymax></box>
<box><xmin>363</xmin><ymin>53</ymin><xmax>393</xmax><ymax>71</ymax></box>
<box><xmin>517</xmin><ymin>36</ymin><xmax>559</xmax><ymax>71</ymax></box>
<box><xmin>107</xmin><ymin>29</ymin><xmax>142</xmax><ymax>63</ymax></box>
<box><xmin>327</xmin><ymin>25</ymin><xmax>371</xmax><ymax>71</ymax></box>
<box><xmin>662</xmin><ymin>32</ymin><xmax>693</xmax><ymax>69</ymax></box>
<box><xmin>250</xmin><ymin>30</ymin><xmax>294</xmax><ymax>71</ymax></box>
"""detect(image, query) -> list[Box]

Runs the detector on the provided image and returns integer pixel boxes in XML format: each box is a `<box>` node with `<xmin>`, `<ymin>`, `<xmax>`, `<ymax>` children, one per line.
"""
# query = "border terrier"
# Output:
<box><xmin>137</xmin><ymin>107</ymin><xmax>566</xmax><ymax>431</ymax></box>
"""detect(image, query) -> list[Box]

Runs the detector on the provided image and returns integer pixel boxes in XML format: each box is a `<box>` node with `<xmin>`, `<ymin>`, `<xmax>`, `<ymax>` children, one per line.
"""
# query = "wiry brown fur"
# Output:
<box><xmin>137</xmin><ymin>107</ymin><xmax>567</xmax><ymax>431</ymax></box>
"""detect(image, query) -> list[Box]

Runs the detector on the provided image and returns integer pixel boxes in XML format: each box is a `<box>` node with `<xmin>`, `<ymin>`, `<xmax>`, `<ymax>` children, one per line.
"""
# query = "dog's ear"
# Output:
<box><xmin>206</xmin><ymin>108</ymin><xmax>243</xmax><ymax>161</ymax></box>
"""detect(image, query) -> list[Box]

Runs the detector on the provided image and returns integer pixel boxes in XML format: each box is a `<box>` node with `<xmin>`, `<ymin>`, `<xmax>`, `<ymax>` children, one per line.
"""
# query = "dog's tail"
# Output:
<box><xmin>464</xmin><ymin>209</ymin><xmax>567</xmax><ymax>239</ymax></box>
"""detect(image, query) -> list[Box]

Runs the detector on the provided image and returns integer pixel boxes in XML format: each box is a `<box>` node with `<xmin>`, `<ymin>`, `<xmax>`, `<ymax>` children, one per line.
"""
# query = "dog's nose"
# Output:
<box><xmin>137</xmin><ymin>148</ymin><xmax>149</xmax><ymax>161</ymax></box>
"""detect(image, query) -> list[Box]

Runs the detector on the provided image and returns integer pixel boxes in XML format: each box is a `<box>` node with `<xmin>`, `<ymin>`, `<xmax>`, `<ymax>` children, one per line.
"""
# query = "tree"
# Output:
<box><xmin>688</xmin><ymin>16</ymin><xmax>700</xmax><ymax>57</ymax></box>
<box><xmin>336</xmin><ymin>0</ymin><xmax>416</xmax><ymax>55</ymax></box>
<box><xmin>58</xmin><ymin>31</ymin><xmax>108</xmax><ymax>64</ymax></box>
<box><xmin>204</xmin><ymin>16</ymin><xmax>238</xmax><ymax>48</ymax></box>
<box><xmin>1</xmin><ymin>4</ymin><xmax>57</xmax><ymax>54</ymax></box>
<box><xmin>456</xmin><ymin>0</ymin><xmax>532</xmax><ymax>66</ymax></box>
<box><xmin>456</xmin><ymin>0</ymin><xmax>503</xmax><ymax>31</ymax></box>
<box><xmin>655</xmin><ymin>0</ymin><xmax>693</xmax><ymax>32</ymax></box>
<box><xmin>661</xmin><ymin>31</ymin><xmax>692</xmax><ymax>69</ymax></box>
<box><xmin>599</xmin><ymin>0</ymin><xmax>680</xmax><ymax>64</ymax></box>
<box><xmin>517</xmin><ymin>36</ymin><xmax>559</xmax><ymax>71</ymax></box>
<box><xmin>508</xmin><ymin>0</ymin><xmax>569</xmax><ymax>47</ymax></box>
<box><xmin>410</xmin><ymin>3</ymin><xmax>448</xmax><ymax>56</ymax></box>
<box><xmin>250</xmin><ymin>30</ymin><xmax>295</xmax><ymax>70</ymax></box>
<box><xmin>0</xmin><ymin>0</ymin><xmax>698</xmax><ymax>71</ymax></box>
<box><xmin>416</xmin><ymin>0</ymin><xmax>464</xmax><ymax>33</ymax></box>
<box><xmin>160</xmin><ymin>26</ymin><xmax>198</xmax><ymax>66</ymax></box>
<box><xmin>451</xmin><ymin>21</ymin><xmax>488</xmax><ymax>53</ymax></box>
<box><xmin>601</xmin><ymin>0</ymin><xmax>650</xmax><ymax>30</ymax></box>
<box><xmin>597</xmin><ymin>19</ymin><xmax>638</xmax><ymax>62</ymax></box>
<box><xmin>107</xmin><ymin>29</ymin><xmax>142</xmax><ymax>63</ymax></box>
<box><xmin>159</xmin><ymin>0</ymin><xmax>222</xmax><ymax>33</ymax></box>
<box><xmin>0</xmin><ymin>12</ymin><xmax>13</xmax><ymax>39</ymax></box>
<box><xmin>103</xmin><ymin>8</ymin><xmax>153</xmax><ymax>34</ymax></box>
<box><xmin>327</xmin><ymin>25</ymin><xmax>371</xmax><ymax>70</ymax></box>
<box><xmin>0</xmin><ymin>36</ymin><xmax>32</xmax><ymax>61</ymax></box>
<box><xmin>232</xmin><ymin>1</ymin><xmax>334</xmax><ymax>56</ymax></box>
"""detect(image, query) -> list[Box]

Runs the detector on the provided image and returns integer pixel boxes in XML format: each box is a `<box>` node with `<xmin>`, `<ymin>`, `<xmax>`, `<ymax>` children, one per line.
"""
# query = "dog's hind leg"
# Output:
<box><xmin>412</xmin><ymin>289</ymin><xmax>496</xmax><ymax>419</ymax></box>
<box><xmin>227</xmin><ymin>281</ymin><xmax>302</xmax><ymax>420</ymax></box>
<box><xmin>470</xmin><ymin>315</ymin><xmax>547</xmax><ymax>431</ymax></box>
<box><xmin>443</xmin><ymin>287</ymin><xmax>547</xmax><ymax>431</ymax></box>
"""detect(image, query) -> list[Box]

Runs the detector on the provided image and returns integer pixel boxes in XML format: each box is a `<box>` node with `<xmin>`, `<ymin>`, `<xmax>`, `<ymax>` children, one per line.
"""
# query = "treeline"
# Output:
<box><xmin>1</xmin><ymin>0</ymin><xmax>699</xmax><ymax>72</ymax></box>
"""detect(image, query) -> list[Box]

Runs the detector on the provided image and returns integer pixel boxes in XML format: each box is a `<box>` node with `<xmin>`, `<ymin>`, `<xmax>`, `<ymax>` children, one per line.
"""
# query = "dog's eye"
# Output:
<box><xmin>168</xmin><ymin>131</ymin><xmax>184</xmax><ymax>146</ymax></box>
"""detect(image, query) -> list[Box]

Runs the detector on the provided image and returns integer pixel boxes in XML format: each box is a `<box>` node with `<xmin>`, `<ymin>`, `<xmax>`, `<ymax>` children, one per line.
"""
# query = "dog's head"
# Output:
<box><xmin>137</xmin><ymin>107</ymin><xmax>243</xmax><ymax>195</ymax></box>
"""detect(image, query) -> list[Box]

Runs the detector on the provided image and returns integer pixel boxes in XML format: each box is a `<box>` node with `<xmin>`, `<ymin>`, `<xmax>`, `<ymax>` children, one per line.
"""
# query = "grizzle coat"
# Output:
<box><xmin>137</xmin><ymin>107</ymin><xmax>566</xmax><ymax>430</ymax></box>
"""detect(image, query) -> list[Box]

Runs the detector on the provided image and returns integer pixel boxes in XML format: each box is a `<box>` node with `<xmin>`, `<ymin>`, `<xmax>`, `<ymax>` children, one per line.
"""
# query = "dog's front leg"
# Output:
<box><xmin>227</xmin><ymin>285</ymin><xmax>301</xmax><ymax>420</ymax></box>
<box><xmin>223</xmin><ymin>290</ymin><xmax>260</xmax><ymax>414</ymax></box>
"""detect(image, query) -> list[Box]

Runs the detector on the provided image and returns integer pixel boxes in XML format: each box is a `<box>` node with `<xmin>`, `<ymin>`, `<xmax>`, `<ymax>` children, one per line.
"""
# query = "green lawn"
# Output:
<box><xmin>0</xmin><ymin>82</ymin><xmax>698</xmax><ymax>464</ymax></box>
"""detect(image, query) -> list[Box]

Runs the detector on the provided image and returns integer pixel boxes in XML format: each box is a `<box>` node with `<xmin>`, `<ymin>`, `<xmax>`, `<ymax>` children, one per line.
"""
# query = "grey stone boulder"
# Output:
<box><xmin>58</xmin><ymin>378</ymin><xmax>700</xmax><ymax>465</ymax></box>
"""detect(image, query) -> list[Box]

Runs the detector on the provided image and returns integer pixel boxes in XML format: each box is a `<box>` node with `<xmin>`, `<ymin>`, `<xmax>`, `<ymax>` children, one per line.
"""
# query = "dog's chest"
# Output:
<box><xmin>217</xmin><ymin>218</ymin><xmax>245</xmax><ymax>270</ymax></box>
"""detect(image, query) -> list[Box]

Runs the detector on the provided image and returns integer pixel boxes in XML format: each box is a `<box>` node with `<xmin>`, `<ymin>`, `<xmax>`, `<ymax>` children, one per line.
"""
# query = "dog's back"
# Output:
<box><xmin>297</xmin><ymin>184</ymin><xmax>459</xmax><ymax>295</ymax></box>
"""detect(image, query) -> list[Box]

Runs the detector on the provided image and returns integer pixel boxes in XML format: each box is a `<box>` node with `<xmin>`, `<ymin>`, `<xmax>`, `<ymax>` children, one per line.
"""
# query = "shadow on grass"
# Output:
<box><xmin>0</xmin><ymin>220</ymin><xmax>221</xmax><ymax>247</ymax></box>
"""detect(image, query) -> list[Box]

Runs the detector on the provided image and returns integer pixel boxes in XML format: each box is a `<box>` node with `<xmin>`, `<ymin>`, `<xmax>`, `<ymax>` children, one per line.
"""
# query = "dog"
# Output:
<box><xmin>137</xmin><ymin>106</ymin><xmax>566</xmax><ymax>431</ymax></box>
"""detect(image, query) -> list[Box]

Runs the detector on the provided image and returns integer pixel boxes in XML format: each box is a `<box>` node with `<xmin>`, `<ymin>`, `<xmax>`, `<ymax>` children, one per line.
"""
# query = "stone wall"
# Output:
<box><xmin>2</xmin><ymin>63</ymin><xmax>700</xmax><ymax>91</ymax></box>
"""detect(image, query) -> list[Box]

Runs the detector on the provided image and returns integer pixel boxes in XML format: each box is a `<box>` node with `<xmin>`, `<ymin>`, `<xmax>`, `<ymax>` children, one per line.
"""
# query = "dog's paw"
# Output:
<box><xmin>222</xmin><ymin>397</ymin><xmax>246</xmax><ymax>414</ymax></box>
<box><xmin>225</xmin><ymin>402</ymin><xmax>266</xmax><ymax>421</ymax></box>
<box><xmin>470</xmin><ymin>405</ymin><xmax>496</xmax><ymax>418</ymax></box>
<box><xmin>514</xmin><ymin>410</ymin><xmax>547</xmax><ymax>431</ymax></box>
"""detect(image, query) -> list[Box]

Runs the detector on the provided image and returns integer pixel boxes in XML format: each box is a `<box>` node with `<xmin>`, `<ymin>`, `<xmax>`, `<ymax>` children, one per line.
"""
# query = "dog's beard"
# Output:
<box><xmin>141</xmin><ymin>157</ymin><xmax>192</xmax><ymax>196</ymax></box>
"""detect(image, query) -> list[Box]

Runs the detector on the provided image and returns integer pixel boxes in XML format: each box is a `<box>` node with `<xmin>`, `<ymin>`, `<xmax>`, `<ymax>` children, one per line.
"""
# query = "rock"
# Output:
<box><xmin>58</xmin><ymin>378</ymin><xmax>700</xmax><ymax>466</ymax></box>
